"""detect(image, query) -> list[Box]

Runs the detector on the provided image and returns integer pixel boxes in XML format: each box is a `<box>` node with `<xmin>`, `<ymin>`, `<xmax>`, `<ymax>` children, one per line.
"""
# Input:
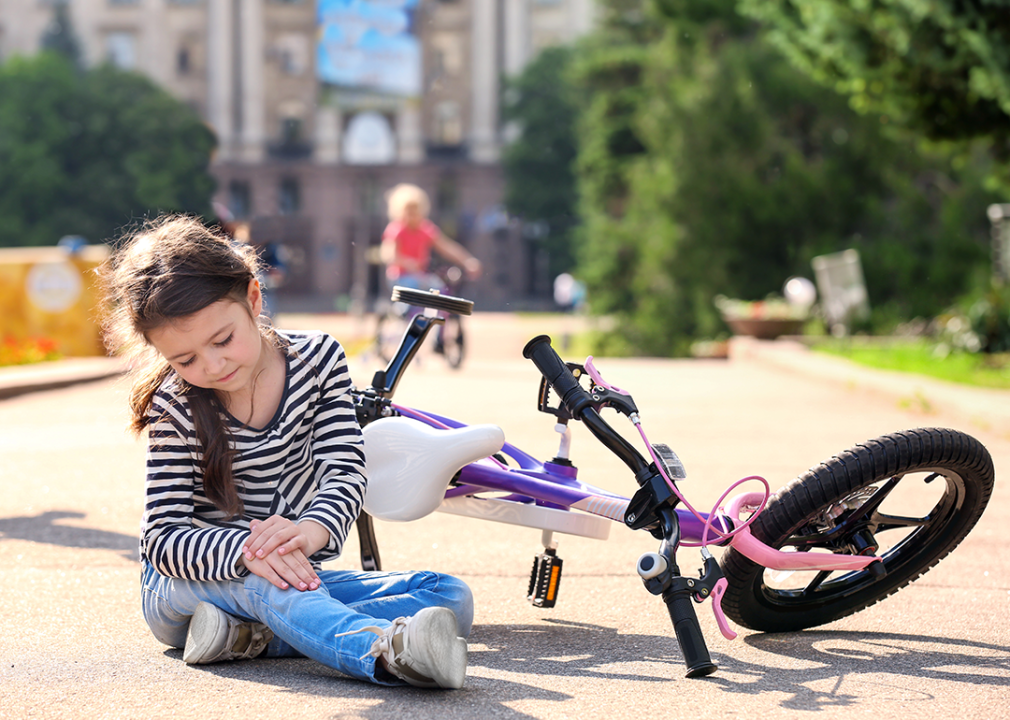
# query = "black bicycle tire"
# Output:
<box><xmin>720</xmin><ymin>427</ymin><xmax>994</xmax><ymax>632</ymax></box>
<box><xmin>391</xmin><ymin>286</ymin><xmax>474</xmax><ymax>316</ymax></box>
<box><xmin>442</xmin><ymin>315</ymin><xmax>465</xmax><ymax>369</ymax></box>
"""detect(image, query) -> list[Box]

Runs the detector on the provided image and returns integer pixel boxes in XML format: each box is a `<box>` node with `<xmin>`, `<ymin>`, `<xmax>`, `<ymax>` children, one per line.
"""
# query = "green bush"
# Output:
<box><xmin>570</xmin><ymin>0</ymin><xmax>999</xmax><ymax>356</ymax></box>
<box><xmin>968</xmin><ymin>282</ymin><xmax>1010</xmax><ymax>353</ymax></box>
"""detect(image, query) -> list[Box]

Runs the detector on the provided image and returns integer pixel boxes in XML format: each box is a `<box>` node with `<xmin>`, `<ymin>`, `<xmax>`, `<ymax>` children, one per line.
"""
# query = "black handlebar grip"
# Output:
<box><xmin>665</xmin><ymin>587</ymin><xmax>718</xmax><ymax>678</ymax></box>
<box><xmin>522</xmin><ymin>335</ymin><xmax>594</xmax><ymax>418</ymax></box>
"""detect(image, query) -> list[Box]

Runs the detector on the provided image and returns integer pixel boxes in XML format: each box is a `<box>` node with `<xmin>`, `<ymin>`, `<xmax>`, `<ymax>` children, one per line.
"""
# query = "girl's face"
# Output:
<box><xmin>402</xmin><ymin>201</ymin><xmax>423</xmax><ymax>229</ymax></box>
<box><xmin>147</xmin><ymin>281</ymin><xmax>267</xmax><ymax>394</ymax></box>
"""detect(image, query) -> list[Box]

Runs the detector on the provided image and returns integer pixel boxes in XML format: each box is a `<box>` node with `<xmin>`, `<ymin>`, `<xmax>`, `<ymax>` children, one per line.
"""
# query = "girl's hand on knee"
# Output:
<box><xmin>245</xmin><ymin>517</ymin><xmax>330</xmax><ymax>563</ymax></box>
<box><xmin>244</xmin><ymin>516</ymin><xmax>321</xmax><ymax>590</ymax></box>
<box><xmin>244</xmin><ymin>515</ymin><xmax>300</xmax><ymax>560</ymax></box>
<box><xmin>242</xmin><ymin>547</ymin><xmax>320</xmax><ymax>592</ymax></box>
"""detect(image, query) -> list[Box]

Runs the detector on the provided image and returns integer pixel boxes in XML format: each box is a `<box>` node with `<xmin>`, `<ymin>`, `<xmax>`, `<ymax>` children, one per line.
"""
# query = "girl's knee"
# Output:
<box><xmin>141</xmin><ymin>596</ymin><xmax>190</xmax><ymax>649</ymax></box>
<box><xmin>141</xmin><ymin>580</ymin><xmax>191</xmax><ymax>649</ymax></box>
<box><xmin>147</xmin><ymin>620</ymin><xmax>189</xmax><ymax>650</ymax></box>
<box><xmin>437</xmin><ymin>574</ymin><xmax>473</xmax><ymax>637</ymax></box>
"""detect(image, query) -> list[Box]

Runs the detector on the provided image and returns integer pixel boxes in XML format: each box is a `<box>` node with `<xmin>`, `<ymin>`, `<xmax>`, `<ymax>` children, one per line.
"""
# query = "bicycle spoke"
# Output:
<box><xmin>839</xmin><ymin>475</ymin><xmax>902</xmax><ymax>525</ymax></box>
<box><xmin>871</xmin><ymin>511</ymin><xmax>929</xmax><ymax>533</ymax></box>
<box><xmin>800</xmin><ymin>570</ymin><xmax>832</xmax><ymax>596</ymax></box>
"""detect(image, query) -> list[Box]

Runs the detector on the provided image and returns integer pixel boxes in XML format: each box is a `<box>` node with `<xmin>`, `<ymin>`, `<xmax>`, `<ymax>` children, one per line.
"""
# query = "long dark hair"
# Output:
<box><xmin>99</xmin><ymin>215</ymin><xmax>274</xmax><ymax>518</ymax></box>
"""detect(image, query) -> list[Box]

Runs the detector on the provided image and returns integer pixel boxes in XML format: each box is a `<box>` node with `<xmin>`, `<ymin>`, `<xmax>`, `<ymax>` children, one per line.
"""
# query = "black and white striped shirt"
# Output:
<box><xmin>142</xmin><ymin>330</ymin><xmax>367</xmax><ymax>582</ymax></box>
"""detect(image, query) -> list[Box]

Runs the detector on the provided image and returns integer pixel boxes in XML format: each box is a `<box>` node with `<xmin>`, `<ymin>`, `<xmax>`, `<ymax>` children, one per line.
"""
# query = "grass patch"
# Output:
<box><xmin>814</xmin><ymin>338</ymin><xmax>1010</xmax><ymax>390</ymax></box>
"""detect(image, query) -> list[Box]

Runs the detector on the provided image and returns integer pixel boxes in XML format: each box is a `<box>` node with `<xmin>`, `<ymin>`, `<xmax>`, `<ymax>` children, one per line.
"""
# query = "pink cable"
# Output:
<box><xmin>635</xmin><ymin>423</ymin><xmax>770</xmax><ymax>549</ymax></box>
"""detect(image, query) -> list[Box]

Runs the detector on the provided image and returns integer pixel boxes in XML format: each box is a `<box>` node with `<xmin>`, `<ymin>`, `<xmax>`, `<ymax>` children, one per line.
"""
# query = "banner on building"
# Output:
<box><xmin>317</xmin><ymin>0</ymin><xmax>421</xmax><ymax>98</ymax></box>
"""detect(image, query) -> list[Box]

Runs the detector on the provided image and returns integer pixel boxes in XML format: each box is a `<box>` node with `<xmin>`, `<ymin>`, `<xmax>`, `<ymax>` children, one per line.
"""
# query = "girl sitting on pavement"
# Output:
<box><xmin>99</xmin><ymin>214</ymin><xmax>472</xmax><ymax>689</ymax></box>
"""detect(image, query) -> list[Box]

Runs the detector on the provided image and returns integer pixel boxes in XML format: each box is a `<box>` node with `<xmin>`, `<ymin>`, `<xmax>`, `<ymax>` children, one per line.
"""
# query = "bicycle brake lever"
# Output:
<box><xmin>584</xmin><ymin>356</ymin><xmax>639</xmax><ymax>416</ymax></box>
<box><xmin>585</xmin><ymin>356</ymin><xmax>630</xmax><ymax>395</ymax></box>
<box><xmin>689</xmin><ymin>552</ymin><xmax>738</xmax><ymax>640</ymax></box>
<box><xmin>536</xmin><ymin>364</ymin><xmax>583</xmax><ymax>420</ymax></box>
<box><xmin>709</xmin><ymin>578</ymin><xmax>738</xmax><ymax>640</ymax></box>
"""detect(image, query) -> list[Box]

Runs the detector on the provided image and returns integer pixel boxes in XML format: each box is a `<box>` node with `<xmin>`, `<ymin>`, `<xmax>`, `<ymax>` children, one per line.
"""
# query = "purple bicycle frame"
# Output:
<box><xmin>393</xmin><ymin>404</ymin><xmax>726</xmax><ymax>545</ymax></box>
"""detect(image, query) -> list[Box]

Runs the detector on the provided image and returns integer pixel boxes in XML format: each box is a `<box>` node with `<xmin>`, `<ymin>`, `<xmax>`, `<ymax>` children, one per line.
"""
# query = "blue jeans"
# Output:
<box><xmin>141</xmin><ymin>561</ymin><xmax>473</xmax><ymax>685</ymax></box>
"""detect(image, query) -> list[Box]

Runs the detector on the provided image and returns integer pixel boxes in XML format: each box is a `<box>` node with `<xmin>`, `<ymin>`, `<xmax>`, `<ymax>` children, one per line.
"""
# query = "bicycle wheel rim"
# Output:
<box><xmin>753</xmin><ymin>467</ymin><xmax>968</xmax><ymax>610</ymax></box>
<box><xmin>721</xmin><ymin>428</ymin><xmax>993</xmax><ymax>631</ymax></box>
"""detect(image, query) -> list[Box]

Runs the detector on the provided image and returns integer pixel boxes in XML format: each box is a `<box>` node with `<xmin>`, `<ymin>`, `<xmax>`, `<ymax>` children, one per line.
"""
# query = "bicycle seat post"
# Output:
<box><xmin>553</xmin><ymin>420</ymin><xmax>572</xmax><ymax>463</ymax></box>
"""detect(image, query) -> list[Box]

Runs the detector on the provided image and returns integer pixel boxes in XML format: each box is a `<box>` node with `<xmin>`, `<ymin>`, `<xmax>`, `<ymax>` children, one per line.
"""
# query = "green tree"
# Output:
<box><xmin>736</xmin><ymin>0</ymin><xmax>1010</xmax><ymax>166</ymax></box>
<box><xmin>501</xmin><ymin>46</ymin><xmax>580</xmax><ymax>278</ymax></box>
<box><xmin>0</xmin><ymin>53</ymin><xmax>216</xmax><ymax>247</ymax></box>
<box><xmin>568</xmin><ymin>0</ymin><xmax>659</xmax><ymax>328</ymax></box>
<box><xmin>571</xmin><ymin>0</ymin><xmax>997</xmax><ymax>355</ymax></box>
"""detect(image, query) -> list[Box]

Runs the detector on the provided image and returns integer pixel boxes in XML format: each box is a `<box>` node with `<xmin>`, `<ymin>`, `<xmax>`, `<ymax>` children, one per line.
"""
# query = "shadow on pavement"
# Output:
<box><xmin>0</xmin><ymin>510</ymin><xmax>139</xmax><ymax>561</ymax></box>
<box><xmin>704</xmin><ymin>630</ymin><xmax>1010</xmax><ymax>710</ymax></box>
<box><xmin>154</xmin><ymin>623</ymin><xmax>1008</xmax><ymax>716</ymax></box>
<box><xmin>470</xmin><ymin>618</ymin><xmax>682</xmax><ymax>681</ymax></box>
<box><xmin>175</xmin><ymin>651</ymin><xmax>571</xmax><ymax>719</ymax></box>
<box><xmin>167</xmin><ymin>618</ymin><xmax>681</xmax><ymax>718</ymax></box>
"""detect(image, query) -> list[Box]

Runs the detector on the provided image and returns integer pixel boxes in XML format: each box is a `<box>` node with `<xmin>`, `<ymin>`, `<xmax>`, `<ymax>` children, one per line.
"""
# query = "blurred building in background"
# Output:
<box><xmin>0</xmin><ymin>0</ymin><xmax>595</xmax><ymax>310</ymax></box>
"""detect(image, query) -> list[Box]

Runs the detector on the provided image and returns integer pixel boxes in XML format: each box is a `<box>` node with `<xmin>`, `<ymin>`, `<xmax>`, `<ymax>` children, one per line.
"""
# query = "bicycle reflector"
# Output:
<box><xmin>528</xmin><ymin>548</ymin><xmax>563</xmax><ymax>609</ymax></box>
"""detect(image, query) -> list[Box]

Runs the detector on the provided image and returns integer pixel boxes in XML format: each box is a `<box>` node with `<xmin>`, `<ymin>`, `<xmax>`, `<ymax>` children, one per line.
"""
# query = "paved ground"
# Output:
<box><xmin>2</xmin><ymin>312</ymin><xmax>1008</xmax><ymax>719</ymax></box>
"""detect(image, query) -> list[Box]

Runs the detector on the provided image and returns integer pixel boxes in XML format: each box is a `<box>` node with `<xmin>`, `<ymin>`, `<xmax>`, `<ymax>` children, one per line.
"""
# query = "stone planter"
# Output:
<box><xmin>724</xmin><ymin>317</ymin><xmax>805</xmax><ymax>340</ymax></box>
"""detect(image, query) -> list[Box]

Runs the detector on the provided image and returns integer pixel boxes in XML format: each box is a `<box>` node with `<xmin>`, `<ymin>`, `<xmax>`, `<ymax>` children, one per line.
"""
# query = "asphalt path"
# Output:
<box><xmin>2</xmin><ymin>312</ymin><xmax>1008</xmax><ymax>719</ymax></box>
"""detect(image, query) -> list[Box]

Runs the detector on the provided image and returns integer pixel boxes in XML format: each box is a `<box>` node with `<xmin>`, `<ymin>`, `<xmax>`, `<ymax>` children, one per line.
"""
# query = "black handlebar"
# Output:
<box><xmin>525</xmin><ymin>335</ymin><xmax>719</xmax><ymax>678</ymax></box>
<box><xmin>665</xmin><ymin>584</ymin><xmax>718</xmax><ymax>678</ymax></box>
<box><xmin>523</xmin><ymin>335</ymin><xmax>651</xmax><ymax>478</ymax></box>
<box><xmin>522</xmin><ymin>335</ymin><xmax>594</xmax><ymax>418</ymax></box>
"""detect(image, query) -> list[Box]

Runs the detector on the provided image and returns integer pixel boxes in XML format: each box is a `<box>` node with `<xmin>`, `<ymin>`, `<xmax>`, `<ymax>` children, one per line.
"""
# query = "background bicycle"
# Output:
<box><xmin>373</xmin><ymin>265</ymin><xmax>468</xmax><ymax>369</ymax></box>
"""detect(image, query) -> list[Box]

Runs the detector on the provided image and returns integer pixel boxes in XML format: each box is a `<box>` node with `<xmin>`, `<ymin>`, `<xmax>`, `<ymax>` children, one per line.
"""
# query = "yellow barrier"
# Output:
<box><xmin>0</xmin><ymin>245</ymin><xmax>110</xmax><ymax>357</ymax></box>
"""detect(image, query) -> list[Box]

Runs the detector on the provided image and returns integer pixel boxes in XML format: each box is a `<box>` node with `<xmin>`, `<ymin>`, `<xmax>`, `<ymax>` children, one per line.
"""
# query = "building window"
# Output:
<box><xmin>105</xmin><ymin>32</ymin><xmax>136</xmax><ymax>69</ymax></box>
<box><xmin>281</xmin><ymin>117</ymin><xmax>303</xmax><ymax>145</ymax></box>
<box><xmin>279</xmin><ymin>49</ymin><xmax>298</xmax><ymax>75</ymax></box>
<box><xmin>343</xmin><ymin>111</ymin><xmax>396</xmax><ymax>165</ymax></box>
<box><xmin>228</xmin><ymin>180</ymin><xmax>251</xmax><ymax>220</ymax></box>
<box><xmin>434</xmin><ymin>101</ymin><xmax>462</xmax><ymax>146</ymax></box>
<box><xmin>431</xmin><ymin>34</ymin><xmax>462</xmax><ymax>76</ymax></box>
<box><xmin>177</xmin><ymin>46</ymin><xmax>191</xmax><ymax>75</ymax></box>
<box><xmin>279</xmin><ymin>177</ymin><xmax>300</xmax><ymax>215</ymax></box>
<box><xmin>274</xmin><ymin>34</ymin><xmax>308</xmax><ymax>76</ymax></box>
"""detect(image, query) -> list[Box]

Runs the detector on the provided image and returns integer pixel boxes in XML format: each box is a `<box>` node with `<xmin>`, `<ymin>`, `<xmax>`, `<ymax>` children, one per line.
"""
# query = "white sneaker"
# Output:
<box><xmin>349</xmin><ymin>607</ymin><xmax>468</xmax><ymax>689</ymax></box>
<box><xmin>183</xmin><ymin>602</ymin><xmax>273</xmax><ymax>665</ymax></box>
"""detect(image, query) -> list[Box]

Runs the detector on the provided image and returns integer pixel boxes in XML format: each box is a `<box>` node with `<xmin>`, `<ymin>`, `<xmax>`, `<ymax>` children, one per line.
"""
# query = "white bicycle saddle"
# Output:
<box><xmin>362</xmin><ymin>417</ymin><xmax>505</xmax><ymax>522</ymax></box>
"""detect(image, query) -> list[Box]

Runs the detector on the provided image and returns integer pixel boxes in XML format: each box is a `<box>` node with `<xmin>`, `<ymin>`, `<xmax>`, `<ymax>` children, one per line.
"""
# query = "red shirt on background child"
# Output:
<box><xmin>383</xmin><ymin>219</ymin><xmax>440</xmax><ymax>280</ymax></box>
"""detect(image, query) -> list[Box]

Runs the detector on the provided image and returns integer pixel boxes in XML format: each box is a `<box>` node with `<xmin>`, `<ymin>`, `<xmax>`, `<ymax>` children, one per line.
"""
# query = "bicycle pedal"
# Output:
<box><xmin>527</xmin><ymin>549</ymin><xmax>563</xmax><ymax>609</ymax></box>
